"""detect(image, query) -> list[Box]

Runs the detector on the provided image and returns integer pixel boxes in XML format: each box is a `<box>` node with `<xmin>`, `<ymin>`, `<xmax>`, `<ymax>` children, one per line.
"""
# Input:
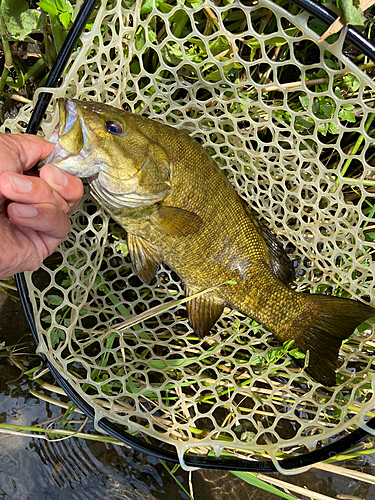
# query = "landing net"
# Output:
<box><xmin>2</xmin><ymin>0</ymin><xmax>375</xmax><ymax>472</ymax></box>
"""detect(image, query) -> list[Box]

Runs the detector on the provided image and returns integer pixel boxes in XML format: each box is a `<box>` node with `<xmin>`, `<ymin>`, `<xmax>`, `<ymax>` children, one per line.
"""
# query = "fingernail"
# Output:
<box><xmin>8</xmin><ymin>174</ymin><xmax>32</xmax><ymax>193</ymax></box>
<box><xmin>12</xmin><ymin>204</ymin><xmax>37</xmax><ymax>218</ymax></box>
<box><xmin>52</xmin><ymin>166</ymin><xmax>68</xmax><ymax>187</ymax></box>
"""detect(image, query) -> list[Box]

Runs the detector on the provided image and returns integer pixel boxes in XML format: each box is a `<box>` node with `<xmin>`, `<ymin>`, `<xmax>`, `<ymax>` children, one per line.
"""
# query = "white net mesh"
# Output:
<box><xmin>2</xmin><ymin>0</ymin><xmax>375</xmax><ymax>472</ymax></box>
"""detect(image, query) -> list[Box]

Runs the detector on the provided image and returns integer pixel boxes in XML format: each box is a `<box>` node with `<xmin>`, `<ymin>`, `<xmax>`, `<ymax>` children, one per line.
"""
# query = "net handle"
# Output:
<box><xmin>292</xmin><ymin>0</ymin><xmax>375</xmax><ymax>62</ymax></box>
<box><xmin>15</xmin><ymin>0</ymin><xmax>375</xmax><ymax>472</ymax></box>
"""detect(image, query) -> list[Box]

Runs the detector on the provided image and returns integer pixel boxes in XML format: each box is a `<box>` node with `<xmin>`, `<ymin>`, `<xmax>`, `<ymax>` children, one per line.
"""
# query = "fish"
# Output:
<box><xmin>43</xmin><ymin>98</ymin><xmax>375</xmax><ymax>386</ymax></box>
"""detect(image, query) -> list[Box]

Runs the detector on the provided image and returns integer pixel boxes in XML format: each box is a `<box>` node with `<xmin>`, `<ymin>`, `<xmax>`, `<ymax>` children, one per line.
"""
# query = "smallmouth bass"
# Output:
<box><xmin>44</xmin><ymin>98</ymin><xmax>375</xmax><ymax>386</ymax></box>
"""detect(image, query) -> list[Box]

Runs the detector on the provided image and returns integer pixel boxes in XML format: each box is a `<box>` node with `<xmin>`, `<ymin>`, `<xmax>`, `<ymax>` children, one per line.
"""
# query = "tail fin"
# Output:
<box><xmin>285</xmin><ymin>295</ymin><xmax>375</xmax><ymax>386</ymax></box>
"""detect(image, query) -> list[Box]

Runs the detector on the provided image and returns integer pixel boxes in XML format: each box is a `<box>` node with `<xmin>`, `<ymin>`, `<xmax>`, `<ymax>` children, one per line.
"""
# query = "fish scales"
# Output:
<box><xmin>43</xmin><ymin>98</ymin><xmax>375</xmax><ymax>387</ymax></box>
<box><xmin>107</xmin><ymin>117</ymin><xmax>301</xmax><ymax>333</ymax></box>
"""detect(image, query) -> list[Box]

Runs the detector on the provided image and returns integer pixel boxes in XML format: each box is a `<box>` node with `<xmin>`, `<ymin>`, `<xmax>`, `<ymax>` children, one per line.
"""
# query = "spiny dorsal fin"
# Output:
<box><xmin>151</xmin><ymin>205</ymin><xmax>202</xmax><ymax>237</ymax></box>
<box><xmin>185</xmin><ymin>286</ymin><xmax>224</xmax><ymax>338</ymax></box>
<box><xmin>128</xmin><ymin>233</ymin><xmax>162</xmax><ymax>284</ymax></box>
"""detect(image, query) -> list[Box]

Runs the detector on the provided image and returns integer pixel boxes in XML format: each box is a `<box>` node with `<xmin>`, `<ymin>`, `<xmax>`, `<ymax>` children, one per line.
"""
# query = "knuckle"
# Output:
<box><xmin>26</xmin><ymin>259</ymin><xmax>42</xmax><ymax>273</ymax></box>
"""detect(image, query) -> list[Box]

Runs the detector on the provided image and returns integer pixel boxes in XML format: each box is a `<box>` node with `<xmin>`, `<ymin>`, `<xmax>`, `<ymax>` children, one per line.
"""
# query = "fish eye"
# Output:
<box><xmin>105</xmin><ymin>120</ymin><xmax>123</xmax><ymax>135</ymax></box>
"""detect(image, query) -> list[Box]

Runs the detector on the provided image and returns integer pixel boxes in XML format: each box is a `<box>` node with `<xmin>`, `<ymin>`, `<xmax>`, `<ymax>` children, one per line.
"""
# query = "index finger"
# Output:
<box><xmin>0</xmin><ymin>133</ymin><xmax>55</xmax><ymax>172</ymax></box>
<box><xmin>39</xmin><ymin>163</ymin><xmax>84</xmax><ymax>214</ymax></box>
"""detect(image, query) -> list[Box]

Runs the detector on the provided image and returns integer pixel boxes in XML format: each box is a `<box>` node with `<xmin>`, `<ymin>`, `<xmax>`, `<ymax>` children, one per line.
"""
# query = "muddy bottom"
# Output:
<box><xmin>0</xmin><ymin>288</ymin><xmax>374</xmax><ymax>500</ymax></box>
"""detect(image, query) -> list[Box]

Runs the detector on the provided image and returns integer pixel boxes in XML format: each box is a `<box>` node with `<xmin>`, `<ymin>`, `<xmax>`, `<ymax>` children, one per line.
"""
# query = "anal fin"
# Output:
<box><xmin>185</xmin><ymin>286</ymin><xmax>224</xmax><ymax>338</ymax></box>
<box><xmin>128</xmin><ymin>233</ymin><xmax>162</xmax><ymax>284</ymax></box>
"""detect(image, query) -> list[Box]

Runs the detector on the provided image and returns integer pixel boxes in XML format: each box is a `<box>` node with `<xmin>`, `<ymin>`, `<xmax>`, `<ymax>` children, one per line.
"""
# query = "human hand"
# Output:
<box><xmin>0</xmin><ymin>132</ymin><xmax>83</xmax><ymax>279</ymax></box>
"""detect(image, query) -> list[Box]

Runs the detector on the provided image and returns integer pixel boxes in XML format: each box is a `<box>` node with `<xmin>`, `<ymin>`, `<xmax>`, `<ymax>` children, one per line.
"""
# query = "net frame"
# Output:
<box><xmin>9</xmin><ymin>0</ymin><xmax>375</xmax><ymax>472</ymax></box>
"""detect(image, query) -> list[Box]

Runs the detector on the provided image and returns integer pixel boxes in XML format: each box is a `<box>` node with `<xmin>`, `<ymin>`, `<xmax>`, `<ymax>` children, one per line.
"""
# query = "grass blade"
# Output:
<box><xmin>231</xmin><ymin>471</ymin><xmax>298</xmax><ymax>500</ymax></box>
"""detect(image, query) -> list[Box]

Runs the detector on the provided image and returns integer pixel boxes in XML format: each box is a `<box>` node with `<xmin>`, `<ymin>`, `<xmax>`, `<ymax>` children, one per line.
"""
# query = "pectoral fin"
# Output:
<box><xmin>151</xmin><ymin>205</ymin><xmax>202</xmax><ymax>237</ymax></box>
<box><xmin>128</xmin><ymin>233</ymin><xmax>162</xmax><ymax>284</ymax></box>
<box><xmin>185</xmin><ymin>286</ymin><xmax>224</xmax><ymax>337</ymax></box>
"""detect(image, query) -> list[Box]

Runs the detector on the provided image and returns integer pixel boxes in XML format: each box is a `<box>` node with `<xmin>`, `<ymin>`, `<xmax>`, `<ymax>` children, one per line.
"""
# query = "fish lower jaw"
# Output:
<box><xmin>48</xmin><ymin>146</ymin><xmax>93</xmax><ymax>177</ymax></box>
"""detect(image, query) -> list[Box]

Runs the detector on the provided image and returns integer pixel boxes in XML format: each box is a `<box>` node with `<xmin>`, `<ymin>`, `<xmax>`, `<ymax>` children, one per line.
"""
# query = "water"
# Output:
<box><xmin>0</xmin><ymin>290</ymin><xmax>374</xmax><ymax>500</ymax></box>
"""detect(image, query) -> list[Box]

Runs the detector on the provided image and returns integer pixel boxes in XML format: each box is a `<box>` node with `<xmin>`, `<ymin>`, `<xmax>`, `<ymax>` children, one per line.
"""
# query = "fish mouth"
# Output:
<box><xmin>42</xmin><ymin>99</ymin><xmax>93</xmax><ymax>175</ymax></box>
<box><xmin>49</xmin><ymin>99</ymin><xmax>79</xmax><ymax>141</ymax></box>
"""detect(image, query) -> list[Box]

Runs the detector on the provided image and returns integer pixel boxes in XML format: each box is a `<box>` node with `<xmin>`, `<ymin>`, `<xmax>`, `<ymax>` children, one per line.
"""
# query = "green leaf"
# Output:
<box><xmin>283</xmin><ymin>27</ymin><xmax>300</xmax><ymax>37</ymax></box>
<box><xmin>266</xmin><ymin>36</ymin><xmax>288</xmax><ymax>48</ymax></box>
<box><xmin>299</xmin><ymin>94</ymin><xmax>309</xmax><ymax>110</ymax></box>
<box><xmin>37</xmin><ymin>0</ymin><xmax>59</xmax><ymax>16</ymax></box>
<box><xmin>318</xmin><ymin>122</ymin><xmax>329</xmax><ymax>136</ymax></box>
<box><xmin>16</xmin><ymin>70</ymin><xmax>25</xmax><ymax>88</ymax></box>
<box><xmin>59</xmin><ymin>11</ymin><xmax>71</xmax><ymax>29</ymax></box>
<box><xmin>140</xmin><ymin>0</ymin><xmax>163</xmax><ymax>14</ymax></box>
<box><xmin>282</xmin><ymin>340</ymin><xmax>295</xmax><ymax>351</ymax></box>
<box><xmin>294</xmin><ymin>115</ymin><xmax>314</xmax><ymax>132</ymax></box>
<box><xmin>50</xmin><ymin>12</ymin><xmax>66</xmax><ymax>54</ymax></box>
<box><xmin>21</xmin><ymin>9</ymin><xmax>43</xmax><ymax>35</ymax></box>
<box><xmin>231</xmin><ymin>471</ymin><xmax>297</xmax><ymax>500</ymax></box>
<box><xmin>5</xmin><ymin>77</ymin><xmax>19</xmax><ymax>90</ymax></box>
<box><xmin>339</xmin><ymin>107</ymin><xmax>356</xmax><ymax>122</ymax></box>
<box><xmin>56</xmin><ymin>0</ymin><xmax>73</xmax><ymax>14</ymax></box>
<box><xmin>329</xmin><ymin>122</ymin><xmax>340</xmax><ymax>134</ymax></box>
<box><xmin>356</xmin><ymin>318</ymin><xmax>374</xmax><ymax>334</ymax></box>
<box><xmin>289</xmin><ymin>348</ymin><xmax>305</xmax><ymax>359</ymax></box>
<box><xmin>335</xmin><ymin>87</ymin><xmax>342</xmax><ymax>98</ymax></box>
<box><xmin>42</xmin><ymin>314</ymin><xmax>52</xmax><ymax>324</ymax></box>
<box><xmin>322</xmin><ymin>103</ymin><xmax>334</xmax><ymax>119</ymax></box>
<box><xmin>1</xmin><ymin>0</ymin><xmax>42</xmax><ymax>40</ymax></box>
<box><xmin>51</xmin><ymin>329</ymin><xmax>59</xmax><ymax>347</ymax></box>
<box><xmin>51</xmin><ymin>327</ymin><xmax>65</xmax><ymax>347</ymax></box>
<box><xmin>149</xmin><ymin>358</ymin><xmax>186</xmax><ymax>370</ymax></box>
<box><xmin>161</xmin><ymin>42</ymin><xmax>183</xmax><ymax>66</ymax></box>
<box><xmin>308</xmin><ymin>18</ymin><xmax>329</xmax><ymax>36</ymax></box>
<box><xmin>343</xmin><ymin>73</ymin><xmax>360</xmax><ymax>93</ymax></box>
<box><xmin>325</xmin><ymin>58</ymin><xmax>339</xmax><ymax>70</ymax></box>
<box><xmin>126</xmin><ymin>376</ymin><xmax>142</xmax><ymax>394</ymax></box>
<box><xmin>312</xmin><ymin>98</ymin><xmax>320</xmax><ymax>114</ymax></box>
<box><xmin>48</xmin><ymin>294</ymin><xmax>63</xmax><ymax>306</ymax></box>
<box><xmin>209</xmin><ymin>35</ymin><xmax>231</xmax><ymax>58</ymax></box>
<box><xmin>169</xmin><ymin>9</ymin><xmax>190</xmax><ymax>38</ymax></box>
<box><xmin>244</xmin><ymin>37</ymin><xmax>261</xmax><ymax>62</ymax></box>
<box><xmin>135</xmin><ymin>26</ymin><xmax>146</xmax><ymax>50</ymax></box>
<box><xmin>115</xmin><ymin>241</ymin><xmax>129</xmax><ymax>256</ymax></box>
<box><xmin>340</xmin><ymin>0</ymin><xmax>365</xmax><ymax>26</ymax></box>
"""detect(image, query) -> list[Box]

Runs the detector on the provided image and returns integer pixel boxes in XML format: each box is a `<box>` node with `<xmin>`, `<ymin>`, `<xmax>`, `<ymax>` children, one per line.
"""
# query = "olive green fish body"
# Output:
<box><xmin>44</xmin><ymin>99</ymin><xmax>375</xmax><ymax>386</ymax></box>
<box><xmin>110</xmin><ymin>152</ymin><xmax>297</xmax><ymax>329</ymax></box>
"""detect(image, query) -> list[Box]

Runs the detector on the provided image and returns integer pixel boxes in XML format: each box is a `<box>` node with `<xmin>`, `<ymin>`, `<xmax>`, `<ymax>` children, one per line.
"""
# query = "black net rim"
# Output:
<box><xmin>15</xmin><ymin>0</ymin><xmax>375</xmax><ymax>472</ymax></box>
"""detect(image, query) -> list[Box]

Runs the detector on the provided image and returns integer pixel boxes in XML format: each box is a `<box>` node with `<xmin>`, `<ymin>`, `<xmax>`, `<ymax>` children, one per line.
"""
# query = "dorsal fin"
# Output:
<box><xmin>241</xmin><ymin>200</ymin><xmax>294</xmax><ymax>284</ymax></box>
<box><xmin>255</xmin><ymin>221</ymin><xmax>295</xmax><ymax>284</ymax></box>
<box><xmin>185</xmin><ymin>286</ymin><xmax>224</xmax><ymax>337</ymax></box>
<box><xmin>127</xmin><ymin>233</ymin><xmax>162</xmax><ymax>284</ymax></box>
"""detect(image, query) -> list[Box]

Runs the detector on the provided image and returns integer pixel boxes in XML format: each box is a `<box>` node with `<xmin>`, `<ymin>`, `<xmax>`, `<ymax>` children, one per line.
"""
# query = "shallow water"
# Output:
<box><xmin>0</xmin><ymin>291</ymin><xmax>375</xmax><ymax>500</ymax></box>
